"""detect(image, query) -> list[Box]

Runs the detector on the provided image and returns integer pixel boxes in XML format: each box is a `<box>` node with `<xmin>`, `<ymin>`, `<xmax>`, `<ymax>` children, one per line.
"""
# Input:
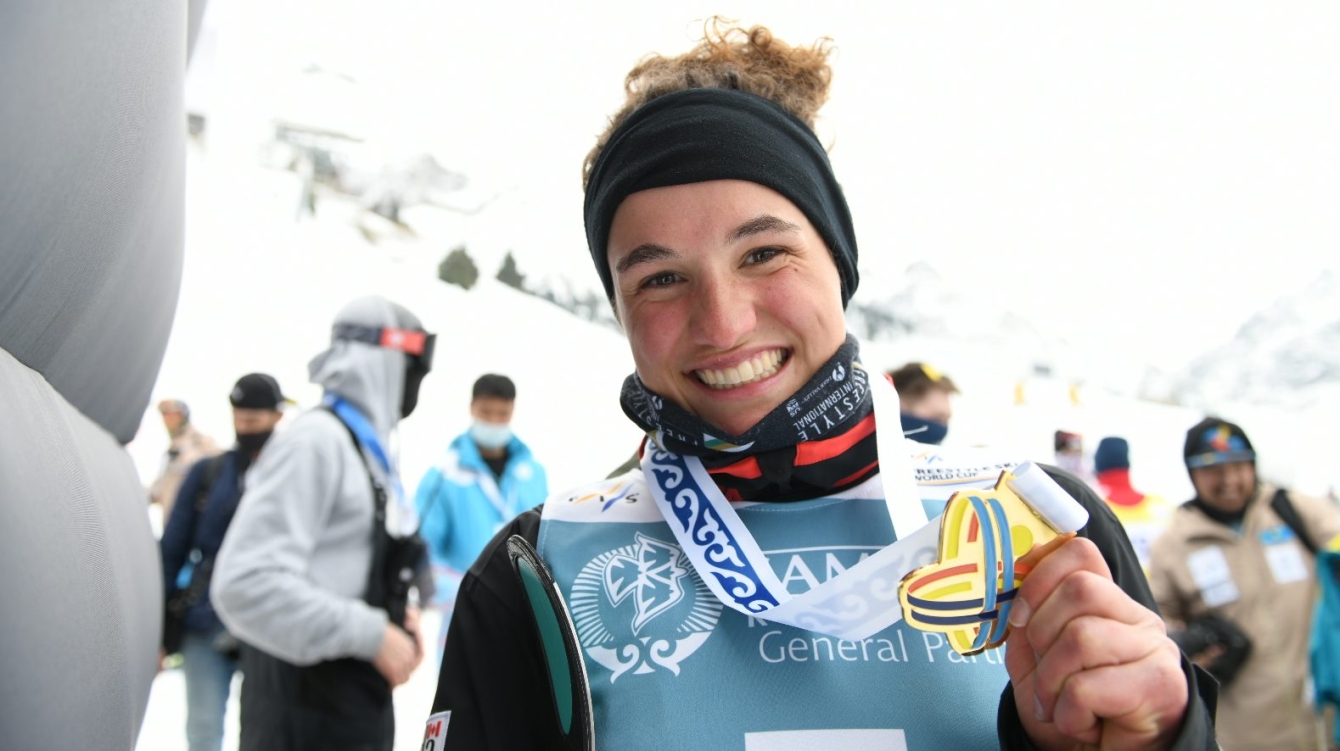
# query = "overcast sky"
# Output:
<box><xmin>201</xmin><ymin>0</ymin><xmax>1340</xmax><ymax>371</ymax></box>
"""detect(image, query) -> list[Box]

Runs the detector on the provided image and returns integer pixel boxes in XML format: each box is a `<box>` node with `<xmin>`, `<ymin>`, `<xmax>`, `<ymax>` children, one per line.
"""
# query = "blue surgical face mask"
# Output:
<box><xmin>901</xmin><ymin>413</ymin><xmax>948</xmax><ymax>446</ymax></box>
<box><xmin>470</xmin><ymin>421</ymin><xmax>512</xmax><ymax>450</ymax></box>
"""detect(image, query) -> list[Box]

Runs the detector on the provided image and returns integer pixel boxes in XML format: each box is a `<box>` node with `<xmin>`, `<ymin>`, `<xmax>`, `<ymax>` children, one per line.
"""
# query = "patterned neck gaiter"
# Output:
<box><xmin>620</xmin><ymin>335</ymin><xmax>881</xmax><ymax>502</ymax></box>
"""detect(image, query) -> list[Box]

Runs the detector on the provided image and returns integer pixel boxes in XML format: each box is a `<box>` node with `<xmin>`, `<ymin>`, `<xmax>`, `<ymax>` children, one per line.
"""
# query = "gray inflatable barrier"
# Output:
<box><xmin>0</xmin><ymin>0</ymin><xmax>190</xmax><ymax>747</ymax></box>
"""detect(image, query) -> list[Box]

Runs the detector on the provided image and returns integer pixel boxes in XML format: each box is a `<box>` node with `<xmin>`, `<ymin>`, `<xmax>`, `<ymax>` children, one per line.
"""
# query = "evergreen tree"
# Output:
<box><xmin>496</xmin><ymin>251</ymin><xmax>526</xmax><ymax>290</ymax></box>
<box><xmin>438</xmin><ymin>245</ymin><xmax>479</xmax><ymax>290</ymax></box>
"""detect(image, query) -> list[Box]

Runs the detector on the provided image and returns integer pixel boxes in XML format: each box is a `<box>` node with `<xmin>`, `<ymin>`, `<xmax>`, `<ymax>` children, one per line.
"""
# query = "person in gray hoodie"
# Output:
<box><xmin>212</xmin><ymin>295</ymin><xmax>435</xmax><ymax>751</ymax></box>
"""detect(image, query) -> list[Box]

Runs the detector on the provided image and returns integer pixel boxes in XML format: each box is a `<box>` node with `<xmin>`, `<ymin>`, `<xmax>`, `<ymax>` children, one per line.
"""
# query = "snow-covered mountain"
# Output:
<box><xmin>845</xmin><ymin>260</ymin><xmax>1162</xmax><ymax>401</ymax></box>
<box><xmin>849</xmin><ymin>260</ymin><xmax>1056</xmax><ymax>350</ymax></box>
<box><xmin>1175</xmin><ymin>270</ymin><xmax>1340</xmax><ymax>412</ymax></box>
<box><xmin>127</xmin><ymin>147</ymin><xmax>645</xmax><ymax>502</ymax></box>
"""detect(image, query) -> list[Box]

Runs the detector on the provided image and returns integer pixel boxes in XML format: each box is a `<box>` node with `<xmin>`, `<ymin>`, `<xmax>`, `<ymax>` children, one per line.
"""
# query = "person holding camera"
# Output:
<box><xmin>160</xmin><ymin>373</ymin><xmax>288</xmax><ymax>751</ymax></box>
<box><xmin>212</xmin><ymin>296</ymin><xmax>435</xmax><ymax>751</ymax></box>
<box><xmin>1150</xmin><ymin>418</ymin><xmax>1340</xmax><ymax>750</ymax></box>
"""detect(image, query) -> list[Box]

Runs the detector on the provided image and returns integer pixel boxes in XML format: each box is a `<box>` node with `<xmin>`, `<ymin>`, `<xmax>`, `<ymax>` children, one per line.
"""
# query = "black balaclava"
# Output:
<box><xmin>387</xmin><ymin>301</ymin><xmax>432</xmax><ymax>419</ymax></box>
<box><xmin>235</xmin><ymin>431</ymin><xmax>273</xmax><ymax>456</ymax></box>
<box><xmin>402</xmin><ymin>355</ymin><xmax>427</xmax><ymax>418</ymax></box>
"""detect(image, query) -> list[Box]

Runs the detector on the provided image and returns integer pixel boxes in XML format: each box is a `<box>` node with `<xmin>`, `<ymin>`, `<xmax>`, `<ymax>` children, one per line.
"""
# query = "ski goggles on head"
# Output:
<box><xmin>333</xmin><ymin>323</ymin><xmax>436</xmax><ymax>372</ymax></box>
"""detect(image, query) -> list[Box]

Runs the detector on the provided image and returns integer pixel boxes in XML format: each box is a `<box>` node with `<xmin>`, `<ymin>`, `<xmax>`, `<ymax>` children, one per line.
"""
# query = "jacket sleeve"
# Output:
<box><xmin>431</xmin><ymin>508</ymin><xmax>562</xmax><ymax>749</ymax></box>
<box><xmin>997</xmin><ymin>467</ymin><xmax>1219</xmax><ymax>750</ymax></box>
<box><xmin>210</xmin><ymin>418</ymin><xmax>388</xmax><ymax>665</ymax></box>
<box><xmin>532</xmin><ymin>463</ymin><xmax>549</xmax><ymax>509</ymax></box>
<box><xmin>160</xmin><ymin>458</ymin><xmax>207</xmax><ymax>595</ymax></box>
<box><xmin>1291</xmin><ymin>489</ymin><xmax>1340</xmax><ymax>551</ymax></box>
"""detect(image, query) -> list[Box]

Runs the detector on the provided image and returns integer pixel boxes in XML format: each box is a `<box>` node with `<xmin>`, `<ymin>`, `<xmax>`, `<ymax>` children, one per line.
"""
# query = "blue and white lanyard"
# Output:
<box><xmin>322</xmin><ymin>394</ymin><xmax>408</xmax><ymax>521</ymax></box>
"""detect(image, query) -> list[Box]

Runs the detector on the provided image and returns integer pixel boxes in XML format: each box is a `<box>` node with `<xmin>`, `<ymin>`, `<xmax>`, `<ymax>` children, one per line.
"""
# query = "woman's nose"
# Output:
<box><xmin>689</xmin><ymin>276</ymin><xmax>756</xmax><ymax>350</ymax></box>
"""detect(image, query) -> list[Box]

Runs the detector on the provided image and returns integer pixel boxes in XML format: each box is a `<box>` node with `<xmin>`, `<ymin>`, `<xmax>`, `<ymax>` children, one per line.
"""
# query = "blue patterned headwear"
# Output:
<box><xmin>1184</xmin><ymin>418</ymin><xmax>1255</xmax><ymax>470</ymax></box>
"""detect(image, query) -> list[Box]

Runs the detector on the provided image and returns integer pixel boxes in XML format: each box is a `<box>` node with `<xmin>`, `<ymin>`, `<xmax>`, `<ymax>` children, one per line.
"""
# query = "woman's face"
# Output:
<box><xmin>607</xmin><ymin>179</ymin><xmax>847</xmax><ymax>436</ymax></box>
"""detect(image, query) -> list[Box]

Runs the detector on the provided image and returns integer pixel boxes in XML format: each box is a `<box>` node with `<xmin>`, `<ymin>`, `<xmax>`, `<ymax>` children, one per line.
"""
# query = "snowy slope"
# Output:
<box><xmin>1177</xmin><ymin>270</ymin><xmax>1340</xmax><ymax>411</ymax></box>
<box><xmin>127</xmin><ymin>150</ymin><xmax>643</xmax><ymax>502</ymax></box>
<box><xmin>130</xmin><ymin>148</ymin><xmax>1340</xmax><ymax>524</ymax></box>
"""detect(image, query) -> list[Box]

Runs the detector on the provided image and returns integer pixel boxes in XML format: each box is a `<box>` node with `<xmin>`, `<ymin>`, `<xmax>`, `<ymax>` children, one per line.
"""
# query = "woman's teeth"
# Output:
<box><xmin>695</xmin><ymin>350</ymin><xmax>787</xmax><ymax>390</ymax></box>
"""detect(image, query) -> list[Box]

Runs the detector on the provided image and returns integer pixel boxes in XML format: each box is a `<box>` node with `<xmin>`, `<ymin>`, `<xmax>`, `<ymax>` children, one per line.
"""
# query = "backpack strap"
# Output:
<box><xmin>319</xmin><ymin>406</ymin><xmax>392</xmax><ymax>613</ymax></box>
<box><xmin>192</xmin><ymin>453</ymin><xmax>228</xmax><ymax>514</ymax></box>
<box><xmin>180</xmin><ymin>453</ymin><xmax>229</xmax><ymax>559</ymax></box>
<box><xmin>1270</xmin><ymin>487</ymin><xmax>1318</xmax><ymax>556</ymax></box>
<box><xmin>167</xmin><ymin>454</ymin><xmax>233</xmax><ymax>624</ymax></box>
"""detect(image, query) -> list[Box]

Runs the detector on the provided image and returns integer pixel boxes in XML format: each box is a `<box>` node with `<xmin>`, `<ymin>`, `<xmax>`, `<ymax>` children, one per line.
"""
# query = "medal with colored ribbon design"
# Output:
<box><xmin>898</xmin><ymin>464</ymin><xmax>1088</xmax><ymax>654</ymax></box>
<box><xmin>642</xmin><ymin>366</ymin><xmax>1088</xmax><ymax>649</ymax></box>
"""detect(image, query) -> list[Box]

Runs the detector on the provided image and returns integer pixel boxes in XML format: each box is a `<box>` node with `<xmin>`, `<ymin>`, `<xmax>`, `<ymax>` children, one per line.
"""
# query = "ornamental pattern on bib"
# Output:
<box><xmin>569</xmin><ymin>533</ymin><xmax>722</xmax><ymax>682</ymax></box>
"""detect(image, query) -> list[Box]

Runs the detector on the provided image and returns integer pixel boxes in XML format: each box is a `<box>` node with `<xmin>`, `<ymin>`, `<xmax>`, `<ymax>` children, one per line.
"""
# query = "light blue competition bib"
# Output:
<box><xmin>538</xmin><ymin>447</ymin><xmax>1020</xmax><ymax>751</ymax></box>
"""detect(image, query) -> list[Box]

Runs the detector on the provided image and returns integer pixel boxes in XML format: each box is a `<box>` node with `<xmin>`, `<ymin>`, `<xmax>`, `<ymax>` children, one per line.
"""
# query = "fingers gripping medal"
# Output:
<box><xmin>898</xmin><ymin>462</ymin><xmax>1088</xmax><ymax>655</ymax></box>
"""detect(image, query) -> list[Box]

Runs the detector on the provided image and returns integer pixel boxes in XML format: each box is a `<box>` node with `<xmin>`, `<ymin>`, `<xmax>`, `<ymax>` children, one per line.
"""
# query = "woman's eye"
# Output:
<box><xmin>641</xmin><ymin>271</ymin><xmax>679</xmax><ymax>289</ymax></box>
<box><xmin>745</xmin><ymin>247</ymin><xmax>783</xmax><ymax>265</ymax></box>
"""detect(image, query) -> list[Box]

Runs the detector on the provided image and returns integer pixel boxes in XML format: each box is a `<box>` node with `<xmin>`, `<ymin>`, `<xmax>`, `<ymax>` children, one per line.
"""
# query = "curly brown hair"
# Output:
<box><xmin>581</xmin><ymin>18</ymin><xmax>835</xmax><ymax>189</ymax></box>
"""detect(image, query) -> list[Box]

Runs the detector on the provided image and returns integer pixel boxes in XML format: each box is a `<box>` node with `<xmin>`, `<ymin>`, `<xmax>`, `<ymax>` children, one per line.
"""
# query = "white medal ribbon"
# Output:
<box><xmin>642</xmin><ymin>371</ymin><xmax>946</xmax><ymax>641</ymax></box>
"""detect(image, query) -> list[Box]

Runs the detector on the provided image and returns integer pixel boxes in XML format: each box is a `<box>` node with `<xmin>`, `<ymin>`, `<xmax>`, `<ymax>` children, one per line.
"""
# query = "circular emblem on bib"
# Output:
<box><xmin>569</xmin><ymin>533</ymin><xmax>722</xmax><ymax>682</ymax></box>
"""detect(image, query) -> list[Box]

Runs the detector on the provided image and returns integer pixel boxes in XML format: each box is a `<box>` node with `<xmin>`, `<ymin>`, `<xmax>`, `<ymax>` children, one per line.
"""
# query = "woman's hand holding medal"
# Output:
<box><xmin>1005</xmin><ymin>537</ymin><xmax>1188</xmax><ymax>750</ymax></box>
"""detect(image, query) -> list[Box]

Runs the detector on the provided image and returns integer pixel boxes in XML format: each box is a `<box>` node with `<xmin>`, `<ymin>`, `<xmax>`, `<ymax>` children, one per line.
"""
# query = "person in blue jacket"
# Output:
<box><xmin>159</xmin><ymin>373</ymin><xmax>289</xmax><ymax>751</ymax></box>
<box><xmin>414</xmin><ymin>373</ymin><xmax>548</xmax><ymax>653</ymax></box>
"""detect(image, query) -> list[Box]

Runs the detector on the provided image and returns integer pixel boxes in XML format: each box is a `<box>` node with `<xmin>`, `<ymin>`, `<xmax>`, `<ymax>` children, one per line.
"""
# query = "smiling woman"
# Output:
<box><xmin>426</xmin><ymin>19</ymin><xmax>1219</xmax><ymax>751</ymax></box>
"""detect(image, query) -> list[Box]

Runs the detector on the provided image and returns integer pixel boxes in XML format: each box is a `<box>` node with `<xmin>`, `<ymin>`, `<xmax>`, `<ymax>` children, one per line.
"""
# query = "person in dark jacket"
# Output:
<box><xmin>160</xmin><ymin>373</ymin><xmax>289</xmax><ymax>751</ymax></box>
<box><xmin>423</xmin><ymin>20</ymin><xmax>1217</xmax><ymax>751</ymax></box>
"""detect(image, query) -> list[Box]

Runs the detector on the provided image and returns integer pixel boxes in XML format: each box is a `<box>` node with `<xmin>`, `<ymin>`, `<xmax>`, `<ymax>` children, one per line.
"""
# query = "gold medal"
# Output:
<box><xmin>899</xmin><ymin>465</ymin><xmax>1083</xmax><ymax>655</ymax></box>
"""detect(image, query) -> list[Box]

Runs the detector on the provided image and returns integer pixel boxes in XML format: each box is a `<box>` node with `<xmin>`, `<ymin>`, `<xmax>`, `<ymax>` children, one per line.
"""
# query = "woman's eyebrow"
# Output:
<box><xmin>727</xmin><ymin>214</ymin><xmax>801</xmax><ymax>244</ymax></box>
<box><xmin>615</xmin><ymin>243</ymin><xmax>678</xmax><ymax>275</ymax></box>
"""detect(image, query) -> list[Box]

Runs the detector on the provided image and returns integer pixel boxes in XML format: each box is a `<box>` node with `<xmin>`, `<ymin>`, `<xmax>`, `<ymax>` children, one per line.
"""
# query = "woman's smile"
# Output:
<box><xmin>690</xmin><ymin>347</ymin><xmax>791</xmax><ymax>390</ymax></box>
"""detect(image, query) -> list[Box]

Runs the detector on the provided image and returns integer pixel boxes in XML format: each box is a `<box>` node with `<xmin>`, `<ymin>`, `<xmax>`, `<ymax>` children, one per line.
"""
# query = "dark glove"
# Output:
<box><xmin>1170</xmin><ymin>612</ymin><xmax>1252</xmax><ymax>687</ymax></box>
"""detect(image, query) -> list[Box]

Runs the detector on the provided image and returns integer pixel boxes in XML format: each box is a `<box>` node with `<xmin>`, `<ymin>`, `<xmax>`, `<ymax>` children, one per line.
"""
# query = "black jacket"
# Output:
<box><xmin>429</xmin><ymin>467</ymin><xmax>1218</xmax><ymax>749</ymax></box>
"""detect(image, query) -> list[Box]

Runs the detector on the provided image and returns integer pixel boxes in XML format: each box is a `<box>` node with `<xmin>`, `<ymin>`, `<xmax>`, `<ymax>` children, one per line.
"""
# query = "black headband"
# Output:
<box><xmin>584</xmin><ymin>88</ymin><xmax>860</xmax><ymax>305</ymax></box>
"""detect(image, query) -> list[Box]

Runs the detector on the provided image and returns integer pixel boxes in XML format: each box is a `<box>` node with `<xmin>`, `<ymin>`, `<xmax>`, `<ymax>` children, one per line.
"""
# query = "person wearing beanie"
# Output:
<box><xmin>1092</xmin><ymin>437</ymin><xmax>1172</xmax><ymax>570</ymax></box>
<box><xmin>149</xmin><ymin>398</ymin><xmax>220</xmax><ymax>523</ymax></box>
<box><xmin>888</xmin><ymin>362</ymin><xmax>958</xmax><ymax>445</ymax></box>
<box><xmin>159</xmin><ymin>373</ymin><xmax>288</xmax><ymax>751</ymax></box>
<box><xmin>1149</xmin><ymin>417</ymin><xmax>1340</xmax><ymax>751</ymax></box>
<box><xmin>424</xmin><ymin>20</ymin><xmax>1216</xmax><ymax>751</ymax></box>
<box><xmin>213</xmin><ymin>296</ymin><xmax>435</xmax><ymax>751</ymax></box>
